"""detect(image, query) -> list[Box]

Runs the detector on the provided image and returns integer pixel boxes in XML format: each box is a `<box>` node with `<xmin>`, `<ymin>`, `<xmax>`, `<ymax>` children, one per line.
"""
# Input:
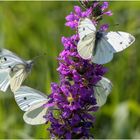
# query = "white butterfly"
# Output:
<box><xmin>0</xmin><ymin>48</ymin><xmax>34</xmax><ymax>92</ymax></box>
<box><xmin>14</xmin><ymin>86</ymin><xmax>50</xmax><ymax>125</ymax></box>
<box><xmin>94</xmin><ymin>77</ymin><xmax>112</xmax><ymax>107</ymax></box>
<box><xmin>77</xmin><ymin>18</ymin><xmax>135</xmax><ymax>64</ymax></box>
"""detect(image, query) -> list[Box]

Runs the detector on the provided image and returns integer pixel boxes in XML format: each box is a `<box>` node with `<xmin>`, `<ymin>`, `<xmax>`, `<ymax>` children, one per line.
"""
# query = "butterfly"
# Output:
<box><xmin>77</xmin><ymin>18</ymin><xmax>135</xmax><ymax>64</ymax></box>
<box><xmin>94</xmin><ymin>77</ymin><xmax>112</xmax><ymax>107</ymax></box>
<box><xmin>14</xmin><ymin>86</ymin><xmax>50</xmax><ymax>125</ymax></box>
<box><xmin>0</xmin><ymin>48</ymin><xmax>34</xmax><ymax>92</ymax></box>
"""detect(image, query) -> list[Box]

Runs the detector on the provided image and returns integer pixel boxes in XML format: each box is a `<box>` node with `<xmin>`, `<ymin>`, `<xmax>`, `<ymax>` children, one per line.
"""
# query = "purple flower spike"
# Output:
<box><xmin>44</xmin><ymin>1</ymin><xmax>112</xmax><ymax>139</ymax></box>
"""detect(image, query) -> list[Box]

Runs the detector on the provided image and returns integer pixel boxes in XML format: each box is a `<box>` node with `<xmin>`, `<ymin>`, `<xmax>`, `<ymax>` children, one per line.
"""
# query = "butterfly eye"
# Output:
<box><xmin>24</xmin><ymin>97</ymin><xmax>27</xmax><ymax>100</ymax></box>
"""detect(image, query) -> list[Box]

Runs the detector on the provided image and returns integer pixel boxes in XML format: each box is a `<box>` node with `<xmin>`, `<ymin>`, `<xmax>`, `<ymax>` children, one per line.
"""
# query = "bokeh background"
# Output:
<box><xmin>0</xmin><ymin>1</ymin><xmax>140</xmax><ymax>139</ymax></box>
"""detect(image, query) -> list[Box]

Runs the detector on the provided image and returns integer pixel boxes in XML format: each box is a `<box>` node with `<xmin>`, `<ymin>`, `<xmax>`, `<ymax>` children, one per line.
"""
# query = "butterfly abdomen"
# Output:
<box><xmin>94</xmin><ymin>31</ymin><xmax>103</xmax><ymax>54</ymax></box>
<box><xmin>96</xmin><ymin>31</ymin><xmax>103</xmax><ymax>41</ymax></box>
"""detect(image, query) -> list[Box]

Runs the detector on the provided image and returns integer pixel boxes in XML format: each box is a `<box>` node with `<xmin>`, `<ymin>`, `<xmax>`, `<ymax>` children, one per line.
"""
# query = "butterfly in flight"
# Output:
<box><xmin>77</xmin><ymin>18</ymin><xmax>135</xmax><ymax>64</ymax></box>
<box><xmin>94</xmin><ymin>76</ymin><xmax>112</xmax><ymax>107</ymax></box>
<box><xmin>14</xmin><ymin>86</ymin><xmax>50</xmax><ymax>125</ymax></box>
<box><xmin>0</xmin><ymin>48</ymin><xmax>34</xmax><ymax>92</ymax></box>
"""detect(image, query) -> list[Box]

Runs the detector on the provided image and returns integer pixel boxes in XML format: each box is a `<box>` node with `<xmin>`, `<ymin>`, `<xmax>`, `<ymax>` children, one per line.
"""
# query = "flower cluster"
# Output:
<box><xmin>45</xmin><ymin>1</ymin><xmax>112</xmax><ymax>139</ymax></box>
<box><xmin>65</xmin><ymin>1</ymin><xmax>112</xmax><ymax>30</ymax></box>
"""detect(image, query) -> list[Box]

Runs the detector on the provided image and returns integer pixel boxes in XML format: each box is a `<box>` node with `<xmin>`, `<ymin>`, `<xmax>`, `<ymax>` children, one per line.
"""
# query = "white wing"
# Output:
<box><xmin>10</xmin><ymin>68</ymin><xmax>27</xmax><ymax>92</ymax></box>
<box><xmin>0</xmin><ymin>48</ymin><xmax>26</xmax><ymax>69</ymax></box>
<box><xmin>104</xmin><ymin>31</ymin><xmax>135</xmax><ymax>53</ymax></box>
<box><xmin>77</xmin><ymin>18</ymin><xmax>96</xmax><ymax>59</ymax></box>
<box><xmin>14</xmin><ymin>86</ymin><xmax>48</xmax><ymax>111</ymax></box>
<box><xmin>78</xmin><ymin>18</ymin><xmax>96</xmax><ymax>39</ymax></box>
<box><xmin>23</xmin><ymin>101</ymin><xmax>48</xmax><ymax>125</ymax></box>
<box><xmin>0</xmin><ymin>69</ymin><xmax>10</xmax><ymax>92</ymax></box>
<box><xmin>94</xmin><ymin>77</ymin><xmax>112</xmax><ymax>107</ymax></box>
<box><xmin>91</xmin><ymin>37</ymin><xmax>114</xmax><ymax>64</ymax></box>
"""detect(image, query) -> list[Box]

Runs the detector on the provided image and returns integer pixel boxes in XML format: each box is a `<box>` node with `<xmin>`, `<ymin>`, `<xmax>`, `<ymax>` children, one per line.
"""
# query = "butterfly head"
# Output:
<box><xmin>26</xmin><ymin>60</ymin><xmax>34</xmax><ymax>71</ymax></box>
<box><xmin>96</xmin><ymin>31</ymin><xmax>103</xmax><ymax>41</ymax></box>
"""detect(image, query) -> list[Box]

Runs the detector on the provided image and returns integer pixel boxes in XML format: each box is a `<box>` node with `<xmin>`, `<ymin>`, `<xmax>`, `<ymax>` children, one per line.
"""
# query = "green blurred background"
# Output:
<box><xmin>0</xmin><ymin>1</ymin><xmax>140</xmax><ymax>139</ymax></box>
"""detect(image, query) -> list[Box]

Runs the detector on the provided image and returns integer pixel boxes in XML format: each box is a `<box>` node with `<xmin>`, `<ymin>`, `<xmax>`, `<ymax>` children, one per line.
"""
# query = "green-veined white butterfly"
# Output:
<box><xmin>0</xmin><ymin>48</ymin><xmax>34</xmax><ymax>92</ymax></box>
<box><xmin>94</xmin><ymin>77</ymin><xmax>112</xmax><ymax>106</ymax></box>
<box><xmin>14</xmin><ymin>86</ymin><xmax>50</xmax><ymax>125</ymax></box>
<box><xmin>77</xmin><ymin>18</ymin><xmax>135</xmax><ymax>64</ymax></box>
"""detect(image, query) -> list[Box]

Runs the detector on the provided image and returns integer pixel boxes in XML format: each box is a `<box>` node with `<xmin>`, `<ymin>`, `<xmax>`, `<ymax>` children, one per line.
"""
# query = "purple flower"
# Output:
<box><xmin>100</xmin><ymin>24</ymin><xmax>109</xmax><ymax>31</ymax></box>
<box><xmin>101</xmin><ymin>2</ymin><xmax>109</xmax><ymax>11</ymax></box>
<box><xmin>44</xmin><ymin>1</ymin><xmax>112</xmax><ymax>139</ymax></box>
<box><xmin>65</xmin><ymin>2</ymin><xmax>112</xmax><ymax>29</ymax></box>
<box><xmin>45</xmin><ymin>33</ymin><xmax>107</xmax><ymax>139</ymax></box>
<box><xmin>65</xmin><ymin>6</ymin><xmax>92</xmax><ymax>29</ymax></box>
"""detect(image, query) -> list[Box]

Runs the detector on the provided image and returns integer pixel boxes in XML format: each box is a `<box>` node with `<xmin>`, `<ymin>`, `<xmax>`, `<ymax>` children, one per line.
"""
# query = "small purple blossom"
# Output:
<box><xmin>100</xmin><ymin>24</ymin><xmax>109</xmax><ymax>31</ymax></box>
<box><xmin>65</xmin><ymin>6</ymin><xmax>92</xmax><ymax>29</ymax></box>
<box><xmin>65</xmin><ymin>2</ymin><xmax>112</xmax><ymax>29</ymax></box>
<box><xmin>101</xmin><ymin>2</ymin><xmax>109</xmax><ymax>11</ymax></box>
<box><xmin>45</xmin><ymin>1</ymin><xmax>112</xmax><ymax>139</ymax></box>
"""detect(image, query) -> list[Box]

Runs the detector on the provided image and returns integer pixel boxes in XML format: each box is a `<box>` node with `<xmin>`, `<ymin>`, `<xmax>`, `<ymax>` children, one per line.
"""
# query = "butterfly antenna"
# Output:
<box><xmin>32</xmin><ymin>53</ymin><xmax>46</xmax><ymax>62</ymax></box>
<box><xmin>110</xmin><ymin>23</ymin><xmax>119</xmax><ymax>27</ymax></box>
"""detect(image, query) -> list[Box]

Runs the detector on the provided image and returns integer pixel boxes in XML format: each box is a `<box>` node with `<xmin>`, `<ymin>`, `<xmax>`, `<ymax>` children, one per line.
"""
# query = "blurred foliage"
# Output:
<box><xmin>0</xmin><ymin>1</ymin><xmax>140</xmax><ymax>139</ymax></box>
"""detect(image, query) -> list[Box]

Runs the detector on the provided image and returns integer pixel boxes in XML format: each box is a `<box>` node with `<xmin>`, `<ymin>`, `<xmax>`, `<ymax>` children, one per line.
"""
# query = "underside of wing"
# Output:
<box><xmin>77</xmin><ymin>18</ymin><xmax>96</xmax><ymax>59</ymax></box>
<box><xmin>77</xmin><ymin>35</ymin><xmax>95</xmax><ymax>59</ymax></box>
<box><xmin>91</xmin><ymin>38</ymin><xmax>114</xmax><ymax>64</ymax></box>
<box><xmin>104</xmin><ymin>31</ymin><xmax>135</xmax><ymax>52</ymax></box>
<box><xmin>78</xmin><ymin>18</ymin><xmax>96</xmax><ymax>39</ymax></box>
<box><xmin>0</xmin><ymin>69</ymin><xmax>10</xmax><ymax>92</ymax></box>
<box><xmin>14</xmin><ymin>86</ymin><xmax>48</xmax><ymax>111</ymax></box>
<box><xmin>23</xmin><ymin>101</ymin><xmax>48</xmax><ymax>125</ymax></box>
<box><xmin>0</xmin><ymin>48</ymin><xmax>25</xmax><ymax>69</ymax></box>
<box><xmin>94</xmin><ymin>77</ymin><xmax>112</xmax><ymax>107</ymax></box>
<box><xmin>10</xmin><ymin>68</ymin><xmax>27</xmax><ymax>92</ymax></box>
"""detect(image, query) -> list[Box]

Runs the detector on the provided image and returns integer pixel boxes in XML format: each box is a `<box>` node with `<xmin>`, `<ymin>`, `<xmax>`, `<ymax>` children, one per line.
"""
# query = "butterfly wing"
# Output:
<box><xmin>0</xmin><ymin>48</ymin><xmax>25</xmax><ymax>69</ymax></box>
<box><xmin>91</xmin><ymin>37</ymin><xmax>114</xmax><ymax>64</ymax></box>
<box><xmin>92</xmin><ymin>31</ymin><xmax>135</xmax><ymax>64</ymax></box>
<box><xmin>94</xmin><ymin>77</ymin><xmax>112</xmax><ymax>107</ymax></box>
<box><xmin>14</xmin><ymin>86</ymin><xmax>48</xmax><ymax>111</ymax></box>
<box><xmin>23</xmin><ymin>101</ymin><xmax>48</xmax><ymax>125</ymax></box>
<box><xmin>0</xmin><ymin>69</ymin><xmax>10</xmax><ymax>92</ymax></box>
<box><xmin>104</xmin><ymin>31</ymin><xmax>135</xmax><ymax>53</ymax></box>
<box><xmin>77</xmin><ymin>18</ymin><xmax>96</xmax><ymax>59</ymax></box>
<box><xmin>10</xmin><ymin>64</ymin><xmax>28</xmax><ymax>92</ymax></box>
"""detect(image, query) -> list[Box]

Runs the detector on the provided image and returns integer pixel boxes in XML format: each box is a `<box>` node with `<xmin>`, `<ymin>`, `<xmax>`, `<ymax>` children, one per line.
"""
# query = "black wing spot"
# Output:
<box><xmin>83</xmin><ymin>27</ymin><xmax>85</xmax><ymax>31</ymax></box>
<box><xmin>120</xmin><ymin>42</ymin><xmax>123</xmax><ymax>44</ymax></box>
<box><xmin>24</xmin><ymin>97</ymin><xmax>27</xmax><ymax>100</ymax></box>
<box><xmin>4</xmin><ymin>57</ymin><xmax>7</xmax><ymax>61</ymax></box>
